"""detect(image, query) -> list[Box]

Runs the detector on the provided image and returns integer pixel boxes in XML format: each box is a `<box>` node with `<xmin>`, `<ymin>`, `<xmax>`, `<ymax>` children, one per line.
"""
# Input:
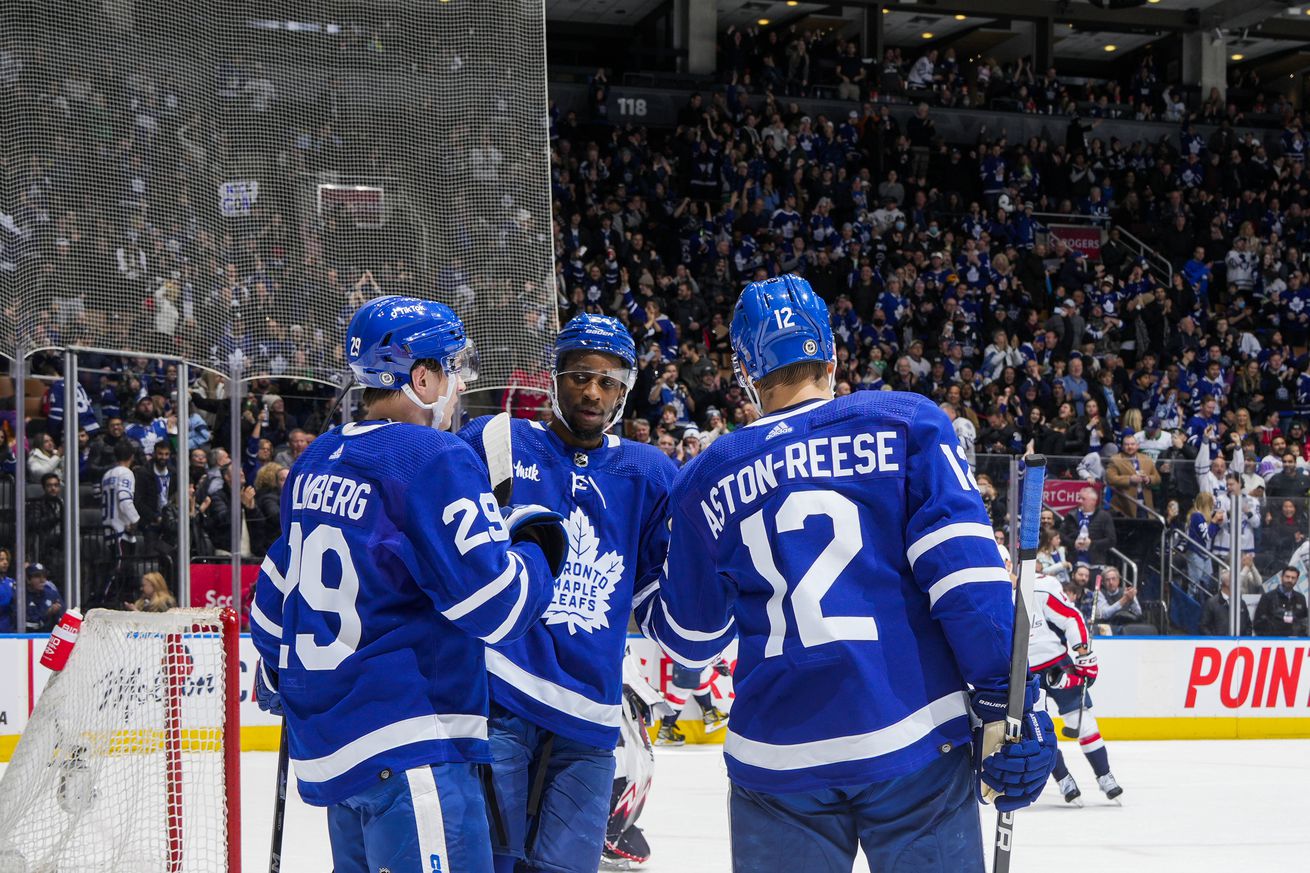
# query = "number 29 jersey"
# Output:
<box><xmin>250</xmin><ymin>421</ymin><xmax>556</xmax><ymax>806</ymax></box>
<box><xmin>641</xmin><ymin>392</ymin><xmax>1013</xmax><ymax>793</ymax></box>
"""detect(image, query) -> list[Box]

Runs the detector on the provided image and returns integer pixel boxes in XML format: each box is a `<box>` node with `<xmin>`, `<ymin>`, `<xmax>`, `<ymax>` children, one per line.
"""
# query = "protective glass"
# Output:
<box><xmin>555</xmin><ymin>367</ymin><xmax>636</xmax><ymax>394</ymax></box>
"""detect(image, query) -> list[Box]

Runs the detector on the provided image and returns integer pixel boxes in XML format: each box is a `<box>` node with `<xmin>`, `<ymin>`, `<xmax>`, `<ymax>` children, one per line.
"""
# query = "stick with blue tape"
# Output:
<box><xmin>992</xmin><ymin>454</ymin><xmax>1046</xmax><ymax>873</ymax></box>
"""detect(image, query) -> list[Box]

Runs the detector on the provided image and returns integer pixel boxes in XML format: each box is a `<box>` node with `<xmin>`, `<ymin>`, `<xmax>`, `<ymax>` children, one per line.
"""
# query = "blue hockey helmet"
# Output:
<box><xmin>730</xmin><ymin>274</ymin><xmax>834</xmax><ymax>398</ymax></box>
<box><xmin>550</xmin><ymin>314</ymin><xmax>637</xmax><ymax>434</ymax></box>
<box><xmin>346</xmin><ymin>295</ymin><xmax>477</xmax><ymax>390</ymax></box>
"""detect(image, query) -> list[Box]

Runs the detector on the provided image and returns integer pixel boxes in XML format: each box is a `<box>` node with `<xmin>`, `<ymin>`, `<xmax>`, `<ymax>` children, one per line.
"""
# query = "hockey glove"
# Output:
<box><xmin>979</xmin><ymin>708</ymin><xmax>1057</xmax><ymax>812</ymax></box>
<box><xmin>254</xmin><ymin>659</ymin><xmax>283</xmax><ymax>717</ymax></box>
<box><xmin>971</xmin><ymin>676</ymin><xmax>1043</xmax><ymax>805</ymax></box>
<box><xmin>1071</xmin><ymin>646</ymin><xmax>1098</xmax><ymax>685</ymax></box>
<box><xmin>503</xmin><ymin>504</ymin><xmax>568</xmax><ymax>577</ymax></box>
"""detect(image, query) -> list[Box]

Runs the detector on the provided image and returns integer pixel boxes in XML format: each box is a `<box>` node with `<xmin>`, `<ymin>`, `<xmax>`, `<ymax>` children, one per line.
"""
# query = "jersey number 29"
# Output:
<box><xmin>740</xmin><ymin>491</ymin><xmax>878</xmax><ymax>658</ymax></box>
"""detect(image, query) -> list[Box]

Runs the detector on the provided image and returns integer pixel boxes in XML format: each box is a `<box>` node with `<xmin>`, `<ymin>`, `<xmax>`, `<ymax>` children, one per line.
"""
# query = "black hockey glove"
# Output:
<box><xmin>503</xmin><ymin>504</ymin><xmax>568</xmax><ymax>576</ymax></box>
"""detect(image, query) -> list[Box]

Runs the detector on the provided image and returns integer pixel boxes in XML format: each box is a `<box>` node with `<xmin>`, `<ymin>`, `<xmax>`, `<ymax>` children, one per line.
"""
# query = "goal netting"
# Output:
<box><xmin>0</xmin><ymin>0</ymin><xmax>557</xmax><ymax>397</ymax></box>
<box><xmin>0</xmin><ymin>608</ymin><xmax>239</xmax><ymax>873</ymax></box>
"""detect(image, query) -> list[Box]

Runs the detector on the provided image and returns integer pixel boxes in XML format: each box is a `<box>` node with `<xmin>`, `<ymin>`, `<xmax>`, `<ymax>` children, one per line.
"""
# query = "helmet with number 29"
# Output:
<box><xmin>346</xmin><ymin>295</ymin><xmax>478</xmax><ymax>427</ymax></box>
<box><xmin>730</xmin><ymin>274</ymin><xmax>834</xmax><ymax>407</ymax></box>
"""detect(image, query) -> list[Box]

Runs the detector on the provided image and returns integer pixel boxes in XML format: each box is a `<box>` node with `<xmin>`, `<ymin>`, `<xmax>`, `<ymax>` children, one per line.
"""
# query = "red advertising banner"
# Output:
<box><xmin>190</xmin><ymin>563</ymin><xmax>260</xmax><ymax>628</ymax></box>
<box><xmin>1044</xmin><ymin>479</ymin><xmax>1099</xmax><ymax>514</ymax></box>
<box><xmin>1049</xmin><ymin>224</ymin><xmax>1103</xmax><ymax>261</ymax></box>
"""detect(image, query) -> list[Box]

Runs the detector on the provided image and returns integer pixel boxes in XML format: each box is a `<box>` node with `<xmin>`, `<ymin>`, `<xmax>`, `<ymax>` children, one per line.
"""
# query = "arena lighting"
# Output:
<box><xmin>758</xmin><ymin>17</ymin><xmax>770</xmax><ymax>24</ymax></box>
<box><xmin>1104</xmin><ymin>43</ymin><xmax>1118</xmax><ymax>51</ymax></box>
<box><xmin>786</xmin><ymin>1</ymin><xmax>799</xmax><ymax>5</ymax></box>
<box><xmin>921</xmin><ymin>31</ymin><xmax>934</xmax><ymax>37</ymax></box>
<box><xmin>1086</xmin><ymin>0</ymin><xmax>1149</xmax><ymax>8</ymax></box>
<box><xmin>955</xmin><ymin>13</ymin><xmax>967</xmax><ymax>19</ymax></box>
<box><xmin>1231</xmin><ymin>53</ymin><xmax>1244</xmax><ymax>60</ymax></box>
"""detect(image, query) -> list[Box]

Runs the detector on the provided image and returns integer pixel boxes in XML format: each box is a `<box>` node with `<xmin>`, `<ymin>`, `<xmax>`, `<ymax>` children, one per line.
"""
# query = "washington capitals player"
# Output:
<box><xmin>643</xmin><ymin>275</ymin><xmax>1056</xmax><ymax>872</ymax></box>
<box><xmin>459</xmin><ymin>314</ymin><xmax>677</xmax><ymax>873</ymax></box>
<box><xmin>1026</xmin><ymin>557</ymin><xmax>1124</xmax><ymax>803</ymax></box>
<box><xmin>250</xmin><ymin>296</ymin><xmax>569</xmax><ymax>873</ymax></box>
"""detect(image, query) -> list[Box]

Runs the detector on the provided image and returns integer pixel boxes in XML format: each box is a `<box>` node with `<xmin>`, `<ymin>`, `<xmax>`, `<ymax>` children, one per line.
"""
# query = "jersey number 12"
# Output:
<box><xmin>740</xmin><ymin>491</ymin><xmax>878</xmax><ymax>658</ymax></box>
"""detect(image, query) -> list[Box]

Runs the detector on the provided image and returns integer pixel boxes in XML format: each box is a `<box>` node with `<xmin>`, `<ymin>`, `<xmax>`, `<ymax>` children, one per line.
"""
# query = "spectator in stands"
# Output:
<box><xmin>836</xmin><ymin>42</ymin><xmax>867</xmax><ymax>101</ymax></box>
<box><xmin>136</xmin><ymin>440</ymin><xmax>175</xmax><ymax>552</ymax></box>
<box><xmin>27</xmin><ymin>432</ymin><xmax>62</xmax><ymax>484</ymax></box>
<box><xmin>1200</xmin><ymin>572</ymin><xmax>1252</xmax><ymax>636</ymax></box>
<box><xmin>24</xmin><ymin>563</ymin><xmax>64</xmax><ymax>633</ymax></box>
<box><xmin>274</xmin><ymin>428</ymin><xmax>312</xmax><ymax>469</ymax></box>
<box><xmin>1036</xmin><ymin>528</ymin><xmax>1071</xmax><ymax>585</ymax></box>
<box><xmin>1264</xmin><ymin>453</ymin><xmax>1309</xmax><ymax>500</ymax></box>
<box><xmin>1253</xmin><ymin>566</ymin><xmax>1309</xmax><ymax>636</ymax></box>
<box><xmin>127</xmin><ymin>571</ymin><xmax>177</xmax><ymax>613</ymax></box>
<box><xmin>29</xmin><ymin>473</ymin><xmax>64</xmax><ymax>566</ymax></box>
<box><xmin>1062</xmin><ymin>486</ymin><xmax>1117</xmax><ymax>566</ymax></box>
<box><xmin>1263</xmin><ymin>498</ymin><xmax>1305</xmax><ymax>569</ymax></box>
<box><xmin>1093</xmin><ymin>566</ymin><xmax>1142</xmax><ymax>629</ymax></box>
<box><xmin>0</xmin><ymin>549</ymin><xmax>15</xmax><ymax>633</ymax></box>
<box><xmin>1106</xmin><ymin>434</ymin><xmax>1161</xmax><ymax>517</ymax></box>
<box><xmin>246</xmin><ymin>461</ymin><xmax>286</xmax><ymax>558</ymax></box>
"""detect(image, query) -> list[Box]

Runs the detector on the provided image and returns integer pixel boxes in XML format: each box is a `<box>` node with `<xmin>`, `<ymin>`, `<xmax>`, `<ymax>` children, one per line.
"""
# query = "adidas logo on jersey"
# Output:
<box><xmin>329</xmin><ymin>444</ymin><xmax>343</xmax><ymax>460</ymax></box>
<box><xmin>514</xmin><ymin>460</ymin><xmax>541</xmax><ymax>481</ymax></box>
<box><xmin>765</xmin><ymin>421</ymin><xmax>793</xmax><ymax>440</ymax></box>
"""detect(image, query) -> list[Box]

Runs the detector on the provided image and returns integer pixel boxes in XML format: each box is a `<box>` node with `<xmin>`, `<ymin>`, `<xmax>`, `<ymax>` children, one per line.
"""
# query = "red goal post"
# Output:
<box><xmin>0</xmin><ymin>607</ymin><xmax>241</xmax><ymax>872</ymax></box>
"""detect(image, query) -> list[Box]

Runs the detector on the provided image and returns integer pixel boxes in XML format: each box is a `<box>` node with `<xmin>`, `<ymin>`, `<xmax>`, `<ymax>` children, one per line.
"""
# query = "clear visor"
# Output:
<box><xmin>443</xmin><ymin>340</ymin><xmax>479</xmax><ymax>383</ymax></box>
<box><xmin>556</xmin><ymin>367</ymin><xmax>636</xmax><ymax>394</ymax></box>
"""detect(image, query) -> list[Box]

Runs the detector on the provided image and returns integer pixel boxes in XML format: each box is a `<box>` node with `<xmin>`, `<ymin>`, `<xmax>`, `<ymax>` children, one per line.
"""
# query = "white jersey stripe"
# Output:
<box><xmin>292</xmin><ymin>714</ymin><xmax>487</xmax><ymax>784</ymax></box>
<box><xmin>723</xmin><ymin>692</ymin><xmax>968</xmax><ymax>771</ymax></box>
<box><xmin>442</xmin><ymin>553</ymin><xmax>521</xmax><ymax>621</ymax></box>
<box><xmin>906</xmin><ymin>522</ymin><xmax>998</xmax><ymax>569</ymax></box>
<box><xmin>660</xmin><ymin>598</ymin><xmax>735</xmax><ymax>642</ymax></box>
<box><xmin>249</xmin><ymin>600</ymin><xmax>282</xmax><ymax>638</ymax></box>
<box><xmin>486</xmin><ymin>650</ymin><xmax>623</xmax><ymax>727</ymax></box>
<box><xmin>927</xmin><ymin>567</ymin><xmax>1011</xmax><ymax>607</ymax></box>
<box><xmin>260</xmin><ymin>555</ymin><xmax>289</xmax><ymax>596</ymax></box>
<box><xmin>480</xmin><ymin>560</ymin><xmax>530</xmax><ymax>646</ymax></box>
<box><xmin>407</xmin><ymin>766</ymin><xmax>449</xmax><ymax>873</ymax></box>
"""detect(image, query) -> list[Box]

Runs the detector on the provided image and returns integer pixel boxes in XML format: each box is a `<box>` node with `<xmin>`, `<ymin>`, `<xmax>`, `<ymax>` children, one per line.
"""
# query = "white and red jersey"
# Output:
<box><xmin>1028</xmin><ymin>573</ymin><xmax>1090</xmax><ymax>672</ymax></box>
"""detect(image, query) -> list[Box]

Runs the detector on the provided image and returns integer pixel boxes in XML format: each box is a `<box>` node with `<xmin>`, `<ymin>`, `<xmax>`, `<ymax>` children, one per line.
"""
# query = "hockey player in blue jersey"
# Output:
<box><xmin>643</xmin><ymin>275</ymin><xmax>1057</xmax><ymax>872</ymax></box>
<box><xmin>250</xmin><ymin>296</ymin><xmax>570</xmax><ymax>873</ymax></box>
<box><xmin>459</xmin><ymin>314</ymin><xmax>677</xmax><ymax>873</ymax></box>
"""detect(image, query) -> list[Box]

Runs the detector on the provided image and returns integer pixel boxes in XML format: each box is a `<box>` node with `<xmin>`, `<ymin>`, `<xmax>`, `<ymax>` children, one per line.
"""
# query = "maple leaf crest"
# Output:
<box><xmin>544</xmin><ymin>506</ymin><xmax>626</xmax><ymax>635</ymax></box>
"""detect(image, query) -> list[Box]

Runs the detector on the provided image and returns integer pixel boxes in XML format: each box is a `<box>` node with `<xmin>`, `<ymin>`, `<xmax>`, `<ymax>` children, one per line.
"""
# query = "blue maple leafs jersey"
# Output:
<box><xmin>460</xmin><ymin>417</ymin><xmax>677</xmax><ymax>749</ymax></box>
<box><xmin>250</xmin><ymin>420</ymin><xmax>557</xmax><ymax>806</ymax></box>
<box><xmin>643</xmin><ymin>391</ymin><xmax>1012</xmax><ymax>793</ymax></box>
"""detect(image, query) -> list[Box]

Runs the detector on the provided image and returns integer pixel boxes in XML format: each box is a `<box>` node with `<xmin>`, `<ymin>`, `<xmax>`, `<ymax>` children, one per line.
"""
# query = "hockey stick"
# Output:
<box><xmin>483</xmin><ymin>411</ymin><xmax>514</xmax><ymax>507</ymax></box>
<box><xmin>1063</xmin><ymin>571</ymin><xmax>1101</xmax><ymax>740</ymax></box>
<box><xmin>268</xmin><ymin>723</ymin><xmax>290</xmax><ymax>873</ymax></box>
<box><xmin>992</xmin><ymin>454</ymin><xmax>1047</xmax><ymax>873</ymax></box>
<box><xmin>269</xmin><ymin>381</ymin><xmax>353</xmax><ymax>873</ymax></box>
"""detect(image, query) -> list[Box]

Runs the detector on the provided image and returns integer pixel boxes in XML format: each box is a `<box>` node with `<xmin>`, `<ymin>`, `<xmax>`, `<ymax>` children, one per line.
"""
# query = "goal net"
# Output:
<box><xmin>0</xmin><ymin>608</ymin><xmax>240</xmax><ymax>873</ymax></box>
<box><xmin>0</xmin><ymin>0</ymin><xmax>557</xmax><ymax>397</ymax></box>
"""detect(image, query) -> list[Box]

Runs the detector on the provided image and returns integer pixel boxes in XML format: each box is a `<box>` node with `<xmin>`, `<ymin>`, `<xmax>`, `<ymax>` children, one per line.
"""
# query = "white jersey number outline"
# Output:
<box><xmin>741</xmin><ymin>491</ymin><xmax>878</xmax><ymax>657</ymax></box>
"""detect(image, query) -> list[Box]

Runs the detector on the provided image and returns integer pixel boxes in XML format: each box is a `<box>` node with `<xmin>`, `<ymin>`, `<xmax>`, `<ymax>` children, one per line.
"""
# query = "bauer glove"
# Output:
<box><xmin>504</xmin><ymin>504</ymin><xmax>568</xmax><ymax>577</ymax></box>
<box><xmin>972</xmin><ymin>675</ymin><xmax>1055</xmax><ymax>810</ymax></box>
<box><xmin>254</xmin><ymin>659</ymin><xmax>283</xmax><ymax>717</ymax></box>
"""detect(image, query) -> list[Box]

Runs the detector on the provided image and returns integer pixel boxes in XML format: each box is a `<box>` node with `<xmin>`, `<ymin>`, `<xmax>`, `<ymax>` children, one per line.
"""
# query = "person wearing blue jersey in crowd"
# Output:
<box><xmin>250</xmin><ymin>296</ymin><xmax>569</xmax><ymax>873</ymax></box>
<box><xmin>460</xmin><ymin>314</ymin><xmax>677</xmax><ymax>873</ymax></box>
<box><xmin>642</xmin><ymin>275</ymin><xmax>1056</xmax><ymax>872</ymax></box>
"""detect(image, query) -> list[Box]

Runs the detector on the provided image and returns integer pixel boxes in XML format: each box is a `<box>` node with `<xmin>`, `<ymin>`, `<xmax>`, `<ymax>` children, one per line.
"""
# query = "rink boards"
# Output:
<box><xmin>1</xmin><ymin>633</ymin><xmax>1308</xmax><ymax>760</ymax></box>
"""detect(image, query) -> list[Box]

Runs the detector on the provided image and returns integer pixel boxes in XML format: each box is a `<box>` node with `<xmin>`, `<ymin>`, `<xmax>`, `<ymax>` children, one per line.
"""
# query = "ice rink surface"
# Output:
<box><xmin>232</xmin><ymin>739</ymin><xmax>1308</xmax><ymax>872</ymax></box>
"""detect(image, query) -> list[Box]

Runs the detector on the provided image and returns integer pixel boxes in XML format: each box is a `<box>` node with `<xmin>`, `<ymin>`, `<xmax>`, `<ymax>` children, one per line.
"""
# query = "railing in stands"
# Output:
<box><xmin>1114</xmin><ymin>225</ymin><xmax>1173</xmax><ymax>285</ymax></box>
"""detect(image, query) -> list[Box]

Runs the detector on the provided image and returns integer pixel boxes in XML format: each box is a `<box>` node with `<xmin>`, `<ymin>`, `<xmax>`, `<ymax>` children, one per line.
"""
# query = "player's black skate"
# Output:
<box><xmin>601</xmin><ymin>825</ymin><xmax>651</xmax><ymax>870</ymax></box>
<box><xmin>654</xmin><ymin>720</ymin><xmax>685</xmax><ymax>746</ymax></box>
<box><xmin>1097</xmin><ymin>772</ymin><xmax>1123</xmax><ymax>801</ymax></box>
<box><xmin>1058</xmin><ymin>773</ymin><xmax>1082</xmax><ymax>806</ymax></box>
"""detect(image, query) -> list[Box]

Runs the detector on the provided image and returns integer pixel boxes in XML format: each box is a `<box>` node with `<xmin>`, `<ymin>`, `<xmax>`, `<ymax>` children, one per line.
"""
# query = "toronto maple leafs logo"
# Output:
<box><xmin>545</xmin><ymin>507</ymin><xmax>625</xmax><ymax>635</ymax></box>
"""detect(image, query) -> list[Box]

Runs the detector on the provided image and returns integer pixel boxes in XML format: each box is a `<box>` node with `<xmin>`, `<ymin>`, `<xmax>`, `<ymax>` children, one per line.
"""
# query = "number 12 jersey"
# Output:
<box><xmin>641</xmin><ymin>391</ymin><xmax>1013</xmax><ymax>793</ymax></box>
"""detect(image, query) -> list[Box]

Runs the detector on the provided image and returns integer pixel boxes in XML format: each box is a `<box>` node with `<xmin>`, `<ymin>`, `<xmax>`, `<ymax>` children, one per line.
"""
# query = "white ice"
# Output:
<box><xmin>228</xmin><ymin>739</ymin><xmax>1308</xmax><ymax>872</ymax></box>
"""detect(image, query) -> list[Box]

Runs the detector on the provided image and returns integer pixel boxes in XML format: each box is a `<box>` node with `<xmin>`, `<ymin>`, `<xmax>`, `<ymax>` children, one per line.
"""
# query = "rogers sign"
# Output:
<box><xmin>1049</xmin><ymin>225</ymin><xmax>1103</xmax><ymax>261</ymax></box>
<box><xmin>1185</xmin><ymin>645</ymin><xmax>1310</xmax><ymax>709</ymax></box>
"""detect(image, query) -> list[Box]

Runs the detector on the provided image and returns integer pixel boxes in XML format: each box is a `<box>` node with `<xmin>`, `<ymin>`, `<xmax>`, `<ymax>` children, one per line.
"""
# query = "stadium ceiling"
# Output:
<box><xmin>545</xmin><ymin>0</ymin><xmax>1310</xmax><ymax>39</ymax></box>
